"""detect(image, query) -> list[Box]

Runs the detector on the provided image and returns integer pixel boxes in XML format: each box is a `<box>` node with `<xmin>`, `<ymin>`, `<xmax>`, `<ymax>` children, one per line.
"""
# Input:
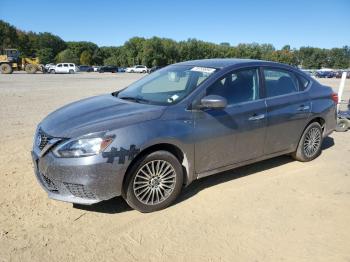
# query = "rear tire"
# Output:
<box><xmin>292</xmin><ymin>122</ymin><xmax>323</xmax><ymax>162</ymax></box>
<box><xmin>69</xmin><ymin>69</ymin><xmax>74</xmax><ymax>74</ymax></box>
<box><xmin>0</xmin><ymin>63</ymin><xmax>13</xmax><ymax>74</ymax></box>
<box><xmin>336</xmin><ymin>119</ymin><xmax>349</xmax><ymax>132</ymax></box>
<box><xmin>124</xmin><ymin>151</ymin><xmax>183</xmax><ymax>213</ymax></box>
<box><xmin>25</xmin><ymin>64</ymin><xmax>37</xmax><ymax>74</ymax></box>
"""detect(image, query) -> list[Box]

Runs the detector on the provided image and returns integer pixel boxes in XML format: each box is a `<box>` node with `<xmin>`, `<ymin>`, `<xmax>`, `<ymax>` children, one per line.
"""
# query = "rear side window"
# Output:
<box><xmin>298</xmin><ymin>75</ymin><xmax>310</xmax><ymax>91</ymax></box>
<box><xmin>263</xmin><ymin>69</ymin><xmax>299</xmax><ymax>97</ymax></box>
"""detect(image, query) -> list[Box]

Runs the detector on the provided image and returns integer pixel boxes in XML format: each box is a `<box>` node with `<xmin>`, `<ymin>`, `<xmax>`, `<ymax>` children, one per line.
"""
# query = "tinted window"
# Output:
<box><xmin>63</xmin><ymin>64</ymin><xmax>68</xmax><ymax>67</ymax></box>
<box><xmin>207</xmin><ymin>68</ymin><xmax>260</xmax><ymax>105</ymax></box>
<box><xmin>57</xmin><ymin>64</ymin><xmax>62</xmax><ymax>67</ymax></box>
<box><xmin>69</xmin><ymin>64</ymin><xmax>74</xmax><ymax>67</ymax></box>
<box><xmin>298</xmin><ymin>75</ymin><xmax>310</xmax><ymax>91</ymax></box>
<box><xmin>264</xmin><ymin>69</ymin><xmax>298</xmax><ymax>97</ymax></box>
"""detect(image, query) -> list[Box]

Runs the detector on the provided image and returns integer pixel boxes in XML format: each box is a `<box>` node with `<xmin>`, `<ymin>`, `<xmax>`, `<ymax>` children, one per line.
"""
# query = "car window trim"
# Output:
<box><xmin>207</xmin><ymin>66</ymin><xmax>262</xmax><ymax>105</ymax></box>
<box><xmin>260</xmin><ymin>66</ymin><xmax>302</xmax><ymax>99</ymax></box>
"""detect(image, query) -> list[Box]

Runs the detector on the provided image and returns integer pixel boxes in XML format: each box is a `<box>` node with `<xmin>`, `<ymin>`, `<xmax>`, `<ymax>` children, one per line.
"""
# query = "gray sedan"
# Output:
<box><xmin>32</xmin><ymin>59</ymin><xmax>337</xmax><ymax>212</ymax></box>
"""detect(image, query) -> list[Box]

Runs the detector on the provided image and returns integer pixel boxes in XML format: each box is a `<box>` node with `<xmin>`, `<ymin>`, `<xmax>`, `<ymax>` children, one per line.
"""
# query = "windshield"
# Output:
<box><xmin>117</xmin><ymin>65</ymin><xmax>216</xmax><ymax>105</ymax></box>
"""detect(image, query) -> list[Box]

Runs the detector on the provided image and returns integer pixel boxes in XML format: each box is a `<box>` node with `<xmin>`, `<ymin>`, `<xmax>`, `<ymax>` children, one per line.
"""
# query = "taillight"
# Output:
<box><xmin>332</xmin><ymin>93</ymin><xmax>338</xmax><ymax>104</ymax></box>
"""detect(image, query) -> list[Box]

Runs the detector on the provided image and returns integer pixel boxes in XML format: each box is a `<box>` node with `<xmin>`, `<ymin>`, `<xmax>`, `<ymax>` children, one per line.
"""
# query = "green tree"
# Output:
<box><xmin>80</xmin><ymin>50</ymin><xmax>92</xmax><ymax>65</ymax></box>
<box><xmin>55</xmin><ymin>49</ymin><xmax>79</xmax><ymax>64</ymax></box>
<box><xmin>0</xmin><ymin>20</ymin><xmax>18</xmax><ymax>49</ymax></box>
<box><xmin>92</xmin><ymin>48</ymin><xmax>104</xmax><ymax>65</ymax></box>
<box><xmin>36</xmin><ymin>48</ymin><xmax>55</xmax><ymax>64</ymax></box>
<box><xmin>1</xmin><ymin>19</ymin><xmax>350</xmax><ymax>70</ymax></box>
<box><xmin>124</xmin><ymin>37</ymin><xmax>146</xmax><ymax>65</ymax></box>
<box><xmin>66</xmin><ymin>41</ymin><xmax>98</xmax><ymax>61</ymax></box>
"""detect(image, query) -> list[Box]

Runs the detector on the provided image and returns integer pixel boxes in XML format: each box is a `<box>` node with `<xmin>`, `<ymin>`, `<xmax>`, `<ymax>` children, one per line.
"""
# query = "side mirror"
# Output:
<box><xmin>200</xmin><ymin>95</ymin><xmax>227</xmax><ymax>109</ymax></box>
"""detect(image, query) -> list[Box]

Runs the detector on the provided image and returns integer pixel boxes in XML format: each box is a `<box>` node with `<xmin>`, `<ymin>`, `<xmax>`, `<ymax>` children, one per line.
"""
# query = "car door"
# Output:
<box><xmin>56</xmin><ymin>64</ymin><xmax>63</xmax><ymax>73</ymax></box>
<box><xmin>262</xmin><ymin>67</ymin><xmax>311</xmax><ymax>154</ymax></box>
<box><xmin>63</xmin><ymin>63</ymin><xmax>69</xmax><ymax>73</ymax></box>
<box><xmin>194</xmin><ymin>68</ymin><xmax>267</xmax><ymax>174</ymax></box>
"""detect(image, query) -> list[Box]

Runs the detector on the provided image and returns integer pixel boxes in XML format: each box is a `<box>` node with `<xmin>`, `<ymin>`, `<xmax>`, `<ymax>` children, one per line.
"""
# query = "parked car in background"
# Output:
<box><xmin>315</xmin><ymin>71</ymin><xmax>334</xmax><ymax>78</ymax></box>
<box><xmin>48</xmin><ymin>63</ymin><xmax>77</xmax><ymax>74</ymax></box>
<box><xmin>99</xmin><ymin>65</ymin><xmax>119</xmax><ymax>73</ymax></box>
<box><xmin>125</xmin><ymin>65</ymin><xmax>148</xmax><ymax>73</ymax></box>
<box><xmin>32</xmin><ymin>59</ymin><xmax>337</xmax><ymax>212</ymax></box>
<box><xmin>148</xmin><ymin>66</ymin><xmax>163</xmax><ymax>73</ymax></box>
<box><xmin>334</xmin><ymin>71</ymin><xmax>341</xmax><ymax>78</ymax></box>
<box><xmin>118</xmin><ymin>67</ymin><xmax>126</xmax><ymax>72</ymax></box>
<box><xmin>79</xmin><ymin>65</ymin><xmax>93</xmax><ymax>72</ymax></box>
<box><xmin>45</xmin><ymin>63</ymin><xmax>55</xmax><ymax>71</ymax></box>
<box><xmin>92</xmin><ymin>66</ymin><xmax>101</xmax><ymax>72</ymax></box>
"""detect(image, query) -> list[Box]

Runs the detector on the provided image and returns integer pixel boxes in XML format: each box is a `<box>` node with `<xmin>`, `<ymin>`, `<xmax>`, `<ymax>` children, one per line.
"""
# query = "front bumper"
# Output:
<box><xmin>31</xmin><ymin>148</ymin><xmax>126</xmax><ymax>205</ymax></box>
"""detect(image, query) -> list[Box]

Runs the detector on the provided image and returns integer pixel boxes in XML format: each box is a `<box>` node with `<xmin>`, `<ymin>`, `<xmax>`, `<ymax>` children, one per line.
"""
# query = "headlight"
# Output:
<box><xmin>53</xmin><ymin>135</ymin><xmax>114</xmax><ymax>158</ymax></box>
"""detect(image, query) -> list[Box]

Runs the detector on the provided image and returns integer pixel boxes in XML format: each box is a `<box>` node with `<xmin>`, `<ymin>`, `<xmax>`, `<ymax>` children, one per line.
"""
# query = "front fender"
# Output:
<box><xmin>102</xmin><ymin>118</ymin><xmax>195</xmax><ymax>192</ymax></box>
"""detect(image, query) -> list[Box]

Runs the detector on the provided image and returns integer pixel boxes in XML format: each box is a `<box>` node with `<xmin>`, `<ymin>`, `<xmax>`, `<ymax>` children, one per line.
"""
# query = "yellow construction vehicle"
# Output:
<box><xmin>0</xmin><ymin>49</ymin><xmax>45</xmax><ymax>74</ymax></box>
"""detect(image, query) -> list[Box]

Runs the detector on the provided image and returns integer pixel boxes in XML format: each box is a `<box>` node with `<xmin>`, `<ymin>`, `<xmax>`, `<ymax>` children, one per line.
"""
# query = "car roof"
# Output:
<box><xmin>175</xmin><ymin>58</ymin><xmax>288</xmax><ymax>69</ymax></box>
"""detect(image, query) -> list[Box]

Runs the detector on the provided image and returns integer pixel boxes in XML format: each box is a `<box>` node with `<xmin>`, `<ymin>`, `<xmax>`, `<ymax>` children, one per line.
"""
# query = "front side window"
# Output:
<box><xmin>57</xmin><ymin>64</ymin><xmax>62</xmax><ymax>67</ymax></box>
<box><xmin>207</xmin><ymin>68</ymin><xmax>260</xmax><ymax>105</ymax></box>
<box><xmin>118</xmin><ymin>65</ymin><xmax>216</xmax><ymax>105</ymax></box>
<box><xmin>69</xmin><ymin>64</ymin><xmax>74</xmax><ymax>67</ymax></box>
<box><xmin>263</xmin><ymin>69</ymin><xmax>298</xmax><ymax>97</ymax></box>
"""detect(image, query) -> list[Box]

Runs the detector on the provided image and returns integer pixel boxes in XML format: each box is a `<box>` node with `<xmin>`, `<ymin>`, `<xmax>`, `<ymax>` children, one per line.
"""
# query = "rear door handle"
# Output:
<box><xmin>248</xmin><ymin>114</ymin><xmax>265</xmax><ymax>121</ymax></box>
<box><xmin>297</xmin><ymin>105</ymin><xmax>310</xmax><ymax>111</ymax></box>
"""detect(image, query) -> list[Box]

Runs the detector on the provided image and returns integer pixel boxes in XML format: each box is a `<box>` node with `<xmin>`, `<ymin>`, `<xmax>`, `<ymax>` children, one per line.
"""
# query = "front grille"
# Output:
<box><xmin>41</xmin><ymin>173</ymin><xmax>59</xmax><ymax>192</ymax></box>
<box><xmin>64</xmin><ymin>183</ymin><xmax>96</xmax><ymax>199</ymax></box>
<box><xmin>38</xmin><ymin>128</ymin><xmax>53</xmax><ymax>150</ymax></box>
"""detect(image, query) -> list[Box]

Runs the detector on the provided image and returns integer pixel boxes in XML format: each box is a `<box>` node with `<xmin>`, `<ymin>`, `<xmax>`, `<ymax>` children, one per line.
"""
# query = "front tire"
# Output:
<box><xmin>292</xmin><ymin>122</ymin><xmax>323</xmax><ymax>162</ymax></box>
<box><xmin>0</xmin><ymin>63</ymin><xmax>13</xmax><ymax>74</ymax></box>
<box><xmin>124</xmin><ymin>151</ymin><xmax>183</xmax><ymax>213</ymax></box>
<box><xmin>25</xmin><ymin>64</ymin><xmax>37</xmax><ymax>74</ymax></box>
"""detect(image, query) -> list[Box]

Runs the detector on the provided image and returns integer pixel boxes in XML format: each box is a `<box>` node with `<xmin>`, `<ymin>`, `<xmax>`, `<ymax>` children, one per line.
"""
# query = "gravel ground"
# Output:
<box><xmin>0</xmin><ymin>72</ymin><xmax>349</xmax><ymax>262</ymax></box>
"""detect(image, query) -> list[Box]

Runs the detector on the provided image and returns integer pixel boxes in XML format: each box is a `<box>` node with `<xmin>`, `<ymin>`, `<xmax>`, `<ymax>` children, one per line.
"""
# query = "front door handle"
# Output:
<box><xmin>248</xmin><ymin>114</ymin><xmax>265</xmax><ymax>121</ymax></box>
<box><xmin>297</xmin><ymin>105</ymin><xmax>310</xmax><ymax>111</ymax></box>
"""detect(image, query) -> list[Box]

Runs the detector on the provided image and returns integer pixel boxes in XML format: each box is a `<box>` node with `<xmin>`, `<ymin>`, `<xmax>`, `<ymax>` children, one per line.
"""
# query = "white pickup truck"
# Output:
<box><xmin>125</xmin><ymin>65</ymin><xmax>148</xmax><ymax>73</ymax></box>
<box><xmin>48</xmin><ymin>63</ymin><xmax>78</xmax><ymax>74</ymax></box>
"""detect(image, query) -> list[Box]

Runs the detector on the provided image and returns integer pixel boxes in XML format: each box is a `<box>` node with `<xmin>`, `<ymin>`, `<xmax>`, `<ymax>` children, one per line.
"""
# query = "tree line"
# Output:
<box><xmin>1</xmin><ymin>20</ymin><xmax>349</xmax><ymax>69</ymax></box>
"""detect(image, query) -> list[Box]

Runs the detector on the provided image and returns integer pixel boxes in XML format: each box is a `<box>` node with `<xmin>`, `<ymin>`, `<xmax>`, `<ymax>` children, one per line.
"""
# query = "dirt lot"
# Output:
<box><xmin>0</xmin><ymin>72</ymin><xmax>350</xmax><ymax>262</ymax></box>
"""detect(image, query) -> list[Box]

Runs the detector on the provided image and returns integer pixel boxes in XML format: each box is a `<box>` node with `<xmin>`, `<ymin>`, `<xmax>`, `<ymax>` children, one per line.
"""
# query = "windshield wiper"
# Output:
<box><xmin>118</xmin><ymin>96</ymin><xmax>150</xmax><ymax>104</ymax></box>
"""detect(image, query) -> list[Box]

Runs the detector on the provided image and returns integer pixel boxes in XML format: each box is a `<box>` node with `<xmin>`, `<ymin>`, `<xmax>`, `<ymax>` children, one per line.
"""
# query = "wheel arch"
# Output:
<box><xmin>307</xmin><ymin>116</ymin><xmax>326</xmax><ymax>132</ymax></box>
<box><xmin>121</xmin><ymin>143</ymin><xmax>190</xmax><ymax>195</ymax></box>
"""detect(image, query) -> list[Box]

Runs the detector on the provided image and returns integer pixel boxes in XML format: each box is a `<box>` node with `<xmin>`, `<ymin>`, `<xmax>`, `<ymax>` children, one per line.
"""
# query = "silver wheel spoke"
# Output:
<box><xmin>133</xmin><ymin>159</ymin><xmax>176</xmax><ymax>205</ymax></box>
<box><xmin>140</xmin><ymin>169</ymin><xmax>151</xmax><ymax>178</ymax></box>
<box><xmin>303</xmin><ymin>127</ymin><xmax>321</xmax><ymax>157</ymax></box>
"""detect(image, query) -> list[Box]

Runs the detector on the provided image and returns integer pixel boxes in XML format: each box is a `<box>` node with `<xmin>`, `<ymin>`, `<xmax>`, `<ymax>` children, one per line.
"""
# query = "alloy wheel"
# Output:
<box><xmin>303</xmin><ymin>127</ymin><xmax>321</xmax><ymax>158</ymax></box>
<box><xmin>133</xmin><ymin>160</ymin><xmax>176</xmax><ymax>205</ymax></box>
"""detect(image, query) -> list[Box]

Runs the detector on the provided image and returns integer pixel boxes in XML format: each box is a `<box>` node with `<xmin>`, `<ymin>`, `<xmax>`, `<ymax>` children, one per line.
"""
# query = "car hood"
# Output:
<box><xmin>40</xmin><ymin>94</ymin><xmax>166</xmax><ymax>138</ymax></box>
